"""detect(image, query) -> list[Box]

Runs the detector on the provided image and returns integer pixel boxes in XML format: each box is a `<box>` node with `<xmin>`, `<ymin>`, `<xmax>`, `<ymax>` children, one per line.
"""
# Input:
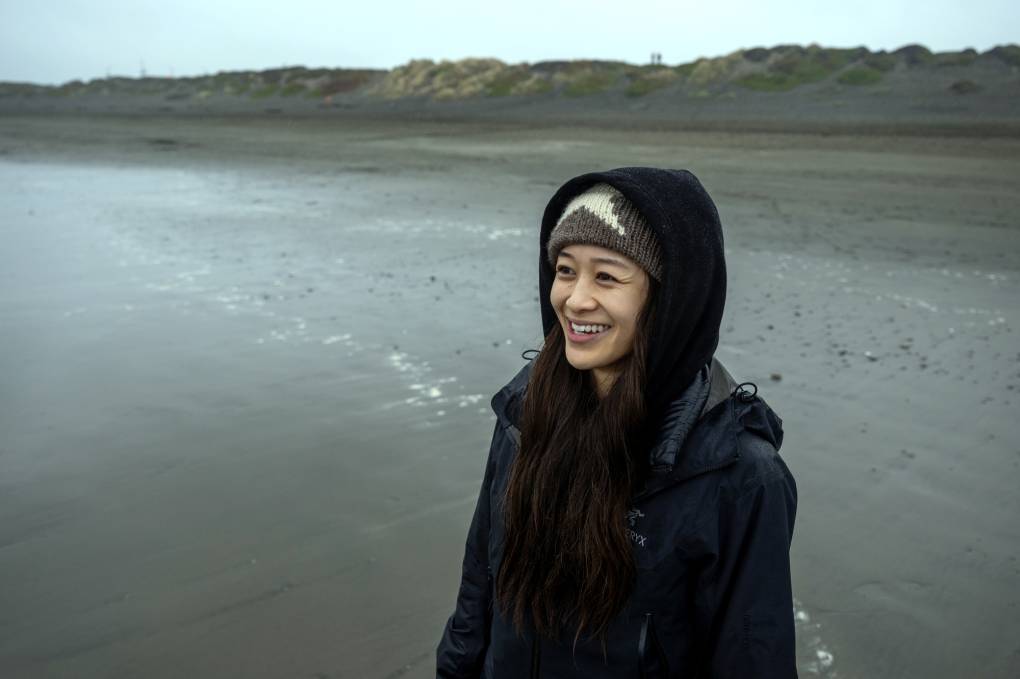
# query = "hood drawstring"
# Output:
<box><xmin>521</xmin><ymin>348</ymin><xmax>540</xmax><ymax>361</ymax></box>
<box><xmin>734</xmin><ymin>381</ymin><xmax>758</xmax><ymax>402</ymax></box>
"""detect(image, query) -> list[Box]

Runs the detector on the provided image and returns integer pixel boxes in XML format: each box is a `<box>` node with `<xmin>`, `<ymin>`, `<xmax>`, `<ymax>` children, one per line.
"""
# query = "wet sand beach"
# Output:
<box><xmin>1</xmin><ymin>113</ymin><xmax>1018</xmax><ymax>678</ymax></box>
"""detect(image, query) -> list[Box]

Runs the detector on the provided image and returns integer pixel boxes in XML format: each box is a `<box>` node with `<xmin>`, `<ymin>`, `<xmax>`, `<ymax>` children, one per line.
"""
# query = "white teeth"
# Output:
<box><xmin>570</xmin><ymin>322</ymin><xmax>610</xmax><ymax>334</ymax></box>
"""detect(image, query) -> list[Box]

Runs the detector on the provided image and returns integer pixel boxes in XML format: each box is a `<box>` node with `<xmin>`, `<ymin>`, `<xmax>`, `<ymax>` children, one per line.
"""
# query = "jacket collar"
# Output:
<box><xmin>490</xmin><ymin>361</ymin><xmax>532</xmax><ymax>433</ymax></box>
<box><xmin>492</xmin><ymin>356</ymin><xmax>743</xmax><ymax>458</ymax></box>
<box><xmin>645</xmin><ymin>357</ymin><xmax>737</xmax><ymax>468</ymax></box>
<box><xmin>489</xmin><ymin>357</ymin><xmax>782</xmax><ymax>503</ymax></box>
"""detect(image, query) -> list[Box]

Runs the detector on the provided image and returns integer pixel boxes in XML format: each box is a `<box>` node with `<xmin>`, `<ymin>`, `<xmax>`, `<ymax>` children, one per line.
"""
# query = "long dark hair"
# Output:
<box><xmin>495</xmin><ymin>277</ymin><xmax>660</xmax><ymax>652</ymax></box>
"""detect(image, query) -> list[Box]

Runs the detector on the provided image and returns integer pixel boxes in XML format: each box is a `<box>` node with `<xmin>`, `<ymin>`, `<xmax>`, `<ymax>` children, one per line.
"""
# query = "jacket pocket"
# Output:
<box><xmin>638</xmin><ymin>612</ymin><xmax>671</xmax><ymax>679</ymax></box>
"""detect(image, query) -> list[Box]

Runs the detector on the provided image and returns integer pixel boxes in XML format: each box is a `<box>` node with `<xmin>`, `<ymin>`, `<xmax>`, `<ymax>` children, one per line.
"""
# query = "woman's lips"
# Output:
<box><xmin>566</xmin><ymin>322</ymin><xmax>611</xmax><ymax>344</ymax></box>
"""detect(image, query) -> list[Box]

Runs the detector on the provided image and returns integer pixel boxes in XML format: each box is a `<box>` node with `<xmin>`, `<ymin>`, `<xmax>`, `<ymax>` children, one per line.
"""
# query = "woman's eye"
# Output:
<box><xmin>596</xmin><ymin>272</ymin><xmax>617</xmax><ymax>282</ymax></box>
<box><xmin>556</xmin><ymin>265</ymin><xmax>573</xmax><ymax>275</ymax></box>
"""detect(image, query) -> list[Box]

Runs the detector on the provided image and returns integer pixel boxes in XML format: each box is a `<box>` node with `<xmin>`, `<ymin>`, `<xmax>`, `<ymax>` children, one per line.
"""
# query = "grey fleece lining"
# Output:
<box><xmin>701</xmin><ymin>357</ymin><xmax>739</xmax><ymax>419</ymax></box>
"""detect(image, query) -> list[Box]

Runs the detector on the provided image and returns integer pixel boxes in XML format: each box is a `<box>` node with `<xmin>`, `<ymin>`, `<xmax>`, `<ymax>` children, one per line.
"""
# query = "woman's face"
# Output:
<box><xmin>550</xmin><ymin>244</ymin><xmax>650</xmax><ymax>391</ymax></box>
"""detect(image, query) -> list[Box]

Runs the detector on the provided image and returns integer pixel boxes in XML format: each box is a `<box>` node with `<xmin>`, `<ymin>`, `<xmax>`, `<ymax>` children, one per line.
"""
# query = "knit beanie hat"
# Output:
<box><xmin>546</xmin><ymin>182</ymin><xmax>663</xmax><ymax>281</ymax></box>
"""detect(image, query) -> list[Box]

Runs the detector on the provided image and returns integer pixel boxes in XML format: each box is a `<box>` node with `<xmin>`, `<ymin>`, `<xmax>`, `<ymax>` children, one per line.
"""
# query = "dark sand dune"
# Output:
<box><xmin>0</xmin><ymin>114</ymin><xmax>1018</xmax><ymax>678</ymax></box>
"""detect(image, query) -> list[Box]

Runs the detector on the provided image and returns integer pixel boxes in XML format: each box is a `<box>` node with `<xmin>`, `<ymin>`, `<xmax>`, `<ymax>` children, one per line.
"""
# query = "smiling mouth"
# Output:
<box><xmin>565</xmin><ymin>319</ymin><xmax>612</xmax><ymax>341</ymax></box>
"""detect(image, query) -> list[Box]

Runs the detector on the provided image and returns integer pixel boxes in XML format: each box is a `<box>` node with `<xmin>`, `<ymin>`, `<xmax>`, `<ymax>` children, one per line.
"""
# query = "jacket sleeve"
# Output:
<box><xmin>436</xmin><ymin>422</ymin><xmax>500</xmax><ymax>679</ymax></box>
<box><xmin>694</xmin><ymin>451</ymin><xmax>799</xmax><ymax>679</ymax></box>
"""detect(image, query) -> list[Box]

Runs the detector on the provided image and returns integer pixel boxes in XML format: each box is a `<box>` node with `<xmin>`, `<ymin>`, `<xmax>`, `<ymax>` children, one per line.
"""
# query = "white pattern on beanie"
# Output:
<box><xmin>559</xmin><ymin>183</ymin><xmax>629</xmax><ymax>237</ymax></box>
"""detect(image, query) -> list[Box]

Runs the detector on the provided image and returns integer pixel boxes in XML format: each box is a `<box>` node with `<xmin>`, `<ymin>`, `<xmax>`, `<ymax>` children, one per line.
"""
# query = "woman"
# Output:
<box><xmin>436</xmin><ymin>167</ymin><xmax>798</xmax><ymax>678</ymax></box>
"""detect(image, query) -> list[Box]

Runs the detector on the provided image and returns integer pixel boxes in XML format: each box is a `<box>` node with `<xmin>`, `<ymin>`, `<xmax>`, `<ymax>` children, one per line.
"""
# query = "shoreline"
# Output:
<box><xmin>4</xmin><ymin>106</ymin><xmax>1020</xmax><ymax>140</ymax></box>
<box><xmin>4</xmin><ymin>113</ymin><xmax>1019</xmax><ymax>170</ymax></box>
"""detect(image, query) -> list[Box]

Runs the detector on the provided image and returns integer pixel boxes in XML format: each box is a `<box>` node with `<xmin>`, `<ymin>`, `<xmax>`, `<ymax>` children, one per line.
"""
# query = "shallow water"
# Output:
<box><xmin>1</xmin><ymin>117</ymin><xmax>1019</xmax><ymax>678</ymax></box>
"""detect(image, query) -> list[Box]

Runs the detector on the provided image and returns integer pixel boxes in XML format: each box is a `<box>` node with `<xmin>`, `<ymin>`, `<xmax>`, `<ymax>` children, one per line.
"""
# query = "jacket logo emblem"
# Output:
<box><xmin>626</xmin><ymin>508</ymin><xmax>647</xmax><ymax>547</ymax></box>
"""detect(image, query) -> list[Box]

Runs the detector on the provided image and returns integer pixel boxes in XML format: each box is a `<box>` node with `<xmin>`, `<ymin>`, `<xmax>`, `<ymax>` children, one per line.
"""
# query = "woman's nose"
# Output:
<box><xmin>565</xmin><ymin>280</ymin><xmax>598</xmax><ymax>311</ymax></box>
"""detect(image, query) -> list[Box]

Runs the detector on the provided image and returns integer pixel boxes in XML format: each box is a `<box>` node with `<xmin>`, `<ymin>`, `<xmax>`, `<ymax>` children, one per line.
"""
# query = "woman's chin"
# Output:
<box><xmin>565</xmin><ymin>352</ymin><xmax>608</xmax><ymax>373</ymax></box>
<box><xmin>564</xmin><ymin>352</ymin><xmax>593</xmax><ymax>372</ymax></box>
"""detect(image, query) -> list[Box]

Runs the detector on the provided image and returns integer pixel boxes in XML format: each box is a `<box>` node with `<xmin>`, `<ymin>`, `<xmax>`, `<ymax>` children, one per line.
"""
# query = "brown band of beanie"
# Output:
<box><xmin>546</xmin><ymin>182</ymin><xmax>663</xmax><ymax>282</ymax></box>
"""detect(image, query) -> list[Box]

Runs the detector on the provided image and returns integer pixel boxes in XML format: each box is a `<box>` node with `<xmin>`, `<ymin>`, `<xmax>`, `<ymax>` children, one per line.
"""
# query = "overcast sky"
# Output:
<box><xmin>3</xmin><ymin>0</ymin><xmax>1017</xmax><ymax>85</ymax></box>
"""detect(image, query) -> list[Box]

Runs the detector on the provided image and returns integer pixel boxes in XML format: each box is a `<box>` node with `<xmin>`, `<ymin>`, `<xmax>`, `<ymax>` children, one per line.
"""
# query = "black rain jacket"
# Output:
<box><xmin>437</xmin><ymin>167</ymin><xmax>798</xmax><ymax>678</ymax></box>
<box><xmin>436</xmin><ymin>357</ymin><xmax>798</xmax><ymax>678</ymax></box>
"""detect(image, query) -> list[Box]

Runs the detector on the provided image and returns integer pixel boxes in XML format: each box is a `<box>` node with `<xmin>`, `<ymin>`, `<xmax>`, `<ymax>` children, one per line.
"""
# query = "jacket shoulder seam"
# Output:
<box><xmin>734</xmin><ymin>434</ymin><xmax>785</xmax><ymax>492</ymax></box>
<box><xmin>681</xmin><ymin>448</ymin><xmax>788</xmax><ymax>540</ymax></box>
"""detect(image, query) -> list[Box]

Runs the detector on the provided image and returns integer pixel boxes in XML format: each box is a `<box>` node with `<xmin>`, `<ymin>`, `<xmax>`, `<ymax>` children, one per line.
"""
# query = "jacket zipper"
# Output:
<box><xmin>530</xmin><ymin>634</ymin><xmax>541</xmax><ymax>678</ymax></box>
<box><xmin>638</xmin><ymin>612</ymin><xmax>670</xmax><ymax>679</ymax></box>
<box><xmin>485</xmin><ymin>566</ymin><xmax>494</xmax><ymax>646</ymax></box>
<box><xmin>638</xmin><ymin>613</ymin><xmax>650</xmax><ymax>679</ymax></box>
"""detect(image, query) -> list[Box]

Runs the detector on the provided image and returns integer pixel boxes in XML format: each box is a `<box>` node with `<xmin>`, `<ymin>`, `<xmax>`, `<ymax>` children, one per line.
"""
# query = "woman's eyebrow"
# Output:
<box><xmin>592</xmin><ymin>257</ymin><xmax>628</xmax><ymax>268</ymax></box>
<box><xmin>558</xmin><ymin>252</ymin><xmax>630</xmax><ymax>268</ymax></box>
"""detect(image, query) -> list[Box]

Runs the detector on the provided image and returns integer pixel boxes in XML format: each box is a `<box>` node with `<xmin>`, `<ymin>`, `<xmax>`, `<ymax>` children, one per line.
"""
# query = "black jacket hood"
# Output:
<box><xmin>539</xmin><ymin>167</ymin><xmax>727</xmax><ymax>423</ymax></box>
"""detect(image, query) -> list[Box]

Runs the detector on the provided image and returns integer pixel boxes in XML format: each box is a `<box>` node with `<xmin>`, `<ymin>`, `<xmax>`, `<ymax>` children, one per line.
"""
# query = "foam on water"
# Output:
<box><xmin>463</xmin><ymin>224</ymin><xmax>526</xmax><ymax>240</ymax></box>
<box><xmin>104</xmin><ymin>218</ymin><xmax>368</xmax><ymax>353</ymax></box>
<box><xmin>347</xmin><ymin>215</ymin><xmax>529</xmax><ymax>244</ymax></box>
<box><xmin>384</xmin><ymin>350</ymin><xmax>489</xmax><ymax>424</ymax></box>
<box><xmin>795</xmin><ymin>598</ymin><xmax>838</xmax><ymax>677</ymax></box>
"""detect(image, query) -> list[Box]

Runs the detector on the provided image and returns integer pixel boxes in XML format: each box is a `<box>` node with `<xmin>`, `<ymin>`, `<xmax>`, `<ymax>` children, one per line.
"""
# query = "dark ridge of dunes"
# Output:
<box><xmin>3</xmin><ymin>43</ymin><xmax>1017</xmax><ymax>102</ymax></box>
